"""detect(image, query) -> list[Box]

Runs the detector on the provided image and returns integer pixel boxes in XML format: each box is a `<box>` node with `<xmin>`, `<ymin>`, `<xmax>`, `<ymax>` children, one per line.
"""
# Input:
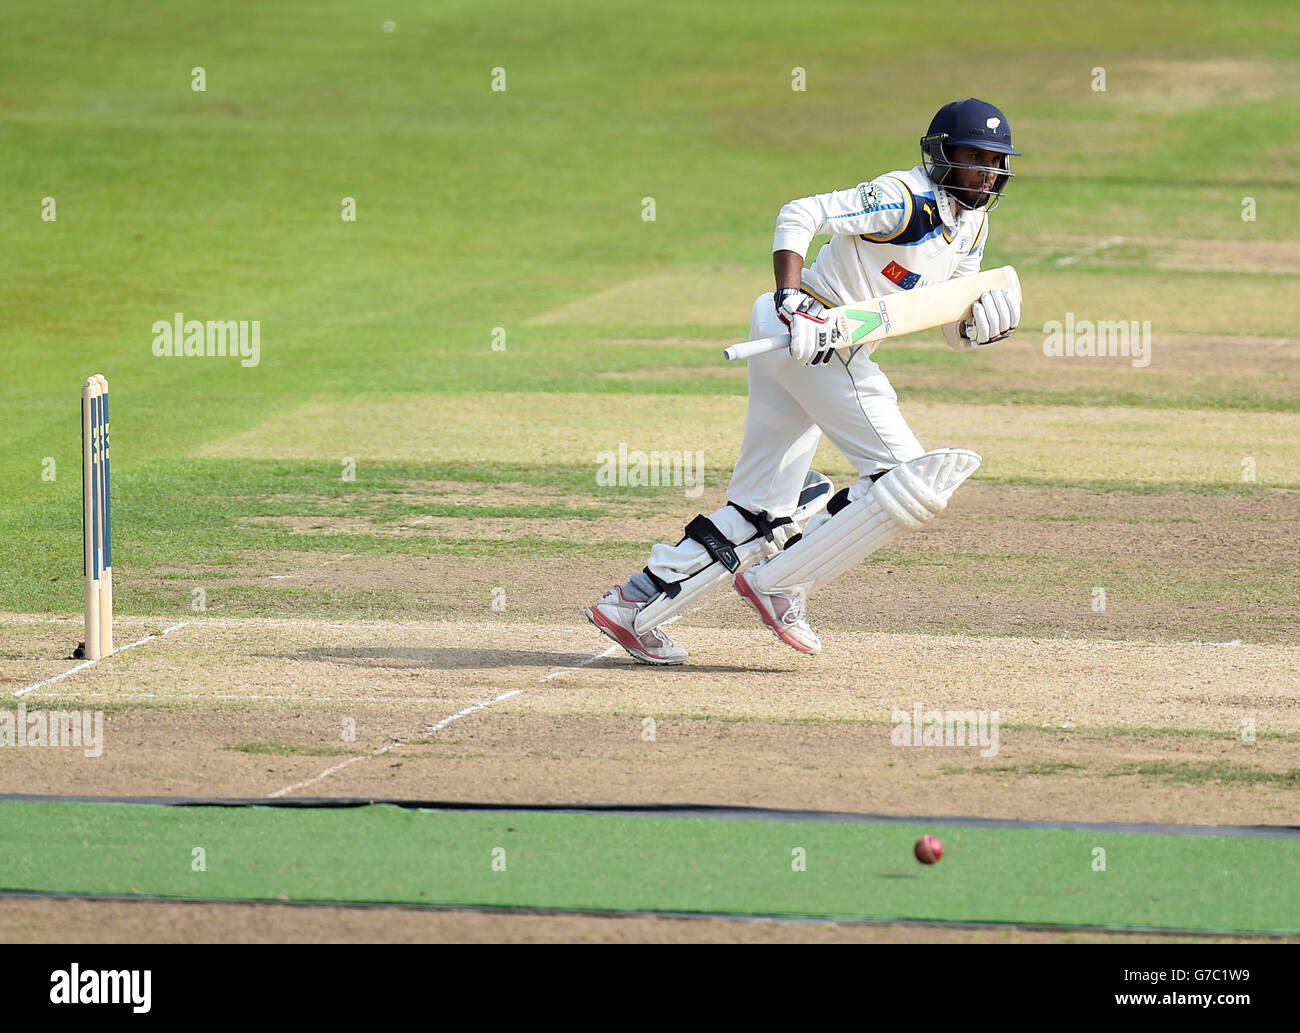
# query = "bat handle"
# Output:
<box><xmin>723</xmin><ymin>334</ymin><xmax>788</xmax><ymax>361</ymax></box>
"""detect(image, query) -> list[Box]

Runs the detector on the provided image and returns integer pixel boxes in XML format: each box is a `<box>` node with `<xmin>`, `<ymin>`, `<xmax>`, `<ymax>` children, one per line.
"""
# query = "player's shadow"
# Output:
<box><xmin>282</xmin><ymin>647</ymin><xmax>773</xmax><ymax>674</ymax></box>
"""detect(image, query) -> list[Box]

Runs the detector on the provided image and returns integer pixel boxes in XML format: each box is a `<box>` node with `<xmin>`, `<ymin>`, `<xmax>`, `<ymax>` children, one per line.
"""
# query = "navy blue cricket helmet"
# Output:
<box><xmin>920</xmin><ymin>98</ymin><xmax>1021</xmax><ymax>211</ymax></box>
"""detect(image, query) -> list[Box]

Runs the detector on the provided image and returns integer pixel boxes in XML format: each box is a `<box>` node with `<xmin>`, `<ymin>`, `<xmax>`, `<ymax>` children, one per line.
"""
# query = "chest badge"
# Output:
<box><xmin>882</xmin><ymin>260</ymin><xmax>921</xmax><ymax>290</ymax></box>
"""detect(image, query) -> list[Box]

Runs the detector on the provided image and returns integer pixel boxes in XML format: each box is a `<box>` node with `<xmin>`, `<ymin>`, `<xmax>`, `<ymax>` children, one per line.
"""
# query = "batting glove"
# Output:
<box><xmin>964</xmin><ymin>287</ymin><xmax>1020</xmax><ymax>346</ymax></box>
<box><xmin>777</xmin><ymin>291</ymin><xmax>837</xmax><ymax>365</ymax></box>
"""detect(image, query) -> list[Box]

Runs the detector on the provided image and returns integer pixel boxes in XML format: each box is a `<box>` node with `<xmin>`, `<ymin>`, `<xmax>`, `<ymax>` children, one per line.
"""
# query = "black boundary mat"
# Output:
<box><xmin>2</xmin><ymin>793</ymin><xmax>1297</xmax><ymax>838</ymax></box>
<box><xmin>1</xmin><ymin>889</ymin><xmax>1294</xmax><ymax>939</ymax></box>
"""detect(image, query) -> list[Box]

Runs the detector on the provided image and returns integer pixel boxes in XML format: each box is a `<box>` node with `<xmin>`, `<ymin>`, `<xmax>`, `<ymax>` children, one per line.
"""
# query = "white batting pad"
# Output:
<box><xmin>634</xmin><ymin>473</ymin><xmax>834</xmax><ymax>634</ymax></box>
<box><xmin>750</xmin><ymin>448</ymin><xmax>981</xmax><ymax>596</ymax></box>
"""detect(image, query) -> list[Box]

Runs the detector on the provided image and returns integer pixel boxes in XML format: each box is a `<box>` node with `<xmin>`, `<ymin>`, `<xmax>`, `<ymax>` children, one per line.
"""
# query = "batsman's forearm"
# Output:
<box><xmin>773</xmin><ymin>250</ymin><xmax>804</xmax><ymax>291</ymax></box>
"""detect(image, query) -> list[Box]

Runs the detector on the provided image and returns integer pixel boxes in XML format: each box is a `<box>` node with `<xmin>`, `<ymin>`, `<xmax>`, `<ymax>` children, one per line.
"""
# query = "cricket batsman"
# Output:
<box><xmin>586</xmin><ymin>98</ymin><xmax>1023</xmax><ymax>664</ymax></box>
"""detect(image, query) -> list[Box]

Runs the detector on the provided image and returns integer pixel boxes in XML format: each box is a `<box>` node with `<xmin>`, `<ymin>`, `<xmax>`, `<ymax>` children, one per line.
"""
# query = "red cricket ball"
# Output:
<box><xmin>914</xmin><ymin>834</ymin><xmax>943</xmax><ymax>864</ymax></box>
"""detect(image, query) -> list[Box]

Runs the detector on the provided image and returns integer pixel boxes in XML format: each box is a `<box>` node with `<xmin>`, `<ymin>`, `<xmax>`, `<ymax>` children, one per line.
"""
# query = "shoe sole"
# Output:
<box><xmin>585</xmin><ymin>606</ymin><xmax>686</xmax><ymax>666</ymax></box>
<box><xmin>733</xmin><ymin>573</ymin><xmax>819</xmax><ymax>653</ymax></box>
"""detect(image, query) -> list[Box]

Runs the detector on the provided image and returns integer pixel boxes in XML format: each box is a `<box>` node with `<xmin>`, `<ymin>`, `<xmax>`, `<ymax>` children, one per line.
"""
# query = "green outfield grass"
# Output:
<box><xmin>2</xmin><ymin>801</ymin><xmax>1296</xmax><ymax>933</ymax></box>
<box><xmin>2</xmin><ymin>0</ymin><xmax>1298</xmax><ymax>619</ymax></box>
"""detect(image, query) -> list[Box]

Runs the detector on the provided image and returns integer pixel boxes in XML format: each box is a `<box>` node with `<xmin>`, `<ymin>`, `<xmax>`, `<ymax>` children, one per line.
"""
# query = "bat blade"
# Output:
<box><xmin>723</xmin><ymin>265</ymin><xmax>1019</xmax><ymax>361</ymax></box>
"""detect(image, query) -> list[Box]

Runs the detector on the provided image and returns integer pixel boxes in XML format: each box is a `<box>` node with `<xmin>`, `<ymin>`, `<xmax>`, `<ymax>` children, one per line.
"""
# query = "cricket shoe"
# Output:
<box><xmin>585</xmin><ymin>587</ymin><xmax>688</xmax><ymax>665</ymax></box>
<box><xmin>732</xmin><ymin>570</ymin><xmax>821</xmax><ymax>653</ymax></box>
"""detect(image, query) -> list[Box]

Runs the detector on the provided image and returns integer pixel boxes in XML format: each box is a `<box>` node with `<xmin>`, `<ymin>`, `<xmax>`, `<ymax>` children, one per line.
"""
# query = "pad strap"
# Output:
<box><xmin>727</xmin><ymin>502</ymin><xmax>791</xmax><ymax>543</ymax></box>
<box><xmin>684</xmin><ymin>515</ymin><xmax>742</xmax><ymax>573</ymax></box>
<box><xmin>641</xmin><ymin>566</ymin><xmax>679</xmax><ymax>598</ymax></box>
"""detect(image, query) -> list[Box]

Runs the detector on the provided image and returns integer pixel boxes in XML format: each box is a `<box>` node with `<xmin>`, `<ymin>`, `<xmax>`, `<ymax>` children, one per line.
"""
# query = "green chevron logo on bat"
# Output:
<box><xmin>844</xmin><ymin>310</ymin><xmax>883</xmax><ymax>342</ymax></box>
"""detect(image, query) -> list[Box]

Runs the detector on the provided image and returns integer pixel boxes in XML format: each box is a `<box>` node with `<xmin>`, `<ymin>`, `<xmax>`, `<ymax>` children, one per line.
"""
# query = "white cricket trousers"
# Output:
<box><xmin>726</xmin><ymin>292</ymin><xmax>926</xmax><ymax>519</ymax></box>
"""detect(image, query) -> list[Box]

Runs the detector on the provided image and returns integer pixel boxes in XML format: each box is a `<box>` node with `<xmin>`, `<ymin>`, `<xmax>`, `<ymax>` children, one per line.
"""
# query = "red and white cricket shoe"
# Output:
<box><xmin>732</xmin><ymin>570</ymin><xmax>821</xmax><ymax>653</ymax></box>
<box><xmin>585</xmin><ymin>587</ymin><xmax>688</xmax><ymax>666</ymax></box>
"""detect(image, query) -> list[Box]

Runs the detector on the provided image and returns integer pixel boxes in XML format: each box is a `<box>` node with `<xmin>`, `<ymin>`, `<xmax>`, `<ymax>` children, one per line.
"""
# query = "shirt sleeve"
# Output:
<box><xmin>772</xmin><ymin>176</ymin><xmax>910</xmax><ymax>256</ymax></box>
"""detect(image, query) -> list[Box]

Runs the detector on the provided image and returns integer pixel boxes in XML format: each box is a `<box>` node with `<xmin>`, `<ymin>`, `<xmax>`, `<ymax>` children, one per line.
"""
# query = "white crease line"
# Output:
<box><xmin>418</xmin><ymin>642</ymin><xmax>616</xmax><ymax>736</ymax></box>
<box><xmin>33</xmin><ymin>648</ymin><xmax>622</xmax><ymax>703</ymax></box>
<box><xmin>1055</xmin><ymin>234</ymin><xmax>1124</xmax><ymax>266</ymax></box>
<box><xmin>176</xmin><ymin>618</ymin><xmax>503</xmax><ymax>631</ymax></box>
<box><xmin>540</xmin><ymin>645</ymin><xmax>618</xmax><ymax>681</ymax></box>
<box><xmin>266</xmin><ymin>750</ymin><xmax>391</xmax><ymax>799</ymax></box>
<box><xmin>13</xmin><ymin>622</ymin><xmax>191</xmax><ymax>698</ymax></box>
<box><xmin>19</xmin><ymin>693</ymin><xmax>487</xmax><ymax>703</ymax></box>
<box><xmin>2</xmin><ymin>615</ymin><xmax>592</xmax><ymax>633</ymax></box>
<box><xmin>267</xmin><ymin>640</ymin><xmax>619</xmax><ymax>799</ymax></box>
<box><xmin>14</xmin><ymin>660</ymin><xmax>97</xmax><ymax>697</ymax></box>
<box><xmin>421</xmin><ymin>689</ymin><xmax>523</xmax><ymax>737</ymax></box>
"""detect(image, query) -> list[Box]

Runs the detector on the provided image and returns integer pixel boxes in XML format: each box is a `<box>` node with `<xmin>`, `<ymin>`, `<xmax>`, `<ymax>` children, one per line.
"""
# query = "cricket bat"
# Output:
<box><xmin>723</xmin><ymin>265</ymin><xmax>1019</xmax><ymax>361</ymax></box>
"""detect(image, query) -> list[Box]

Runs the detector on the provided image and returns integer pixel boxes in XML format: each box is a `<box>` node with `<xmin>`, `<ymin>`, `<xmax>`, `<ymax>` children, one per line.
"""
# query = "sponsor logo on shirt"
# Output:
<box><xmin>858</xmin><ymin>183</ymin><xmax>882</xmax><ymax>212</ymax></box>
<box><xmin>881</xmin><ymin>261</ymin><xmax>921</xmax><ymax>290</ymax></box>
